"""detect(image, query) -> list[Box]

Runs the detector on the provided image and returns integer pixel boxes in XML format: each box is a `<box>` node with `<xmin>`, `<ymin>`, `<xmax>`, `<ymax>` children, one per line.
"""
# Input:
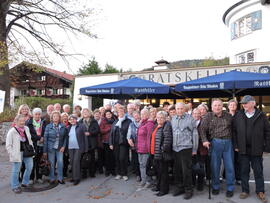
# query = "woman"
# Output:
<box><xmin>26</xmin><ymin>108</ymin><xmax>46</xmax><ymax>184</ymax></box>
<box><xmin>67</xmin><ymin>115</ymin><xmax>88</xmax><ymax>185</ymax></box>
<box><xmin>6</xmin><ymin>114</ymin><xmax>34</xmax><ymax>193</ymax></box>
<box><xmin>61</xmin><ymin>113</ymin><xmax>70</xmax><ymax>128</ymax></box>
<box><xmin>12</xmin><ymin>104</ymin><xmax>32</xmax><ymax>127</ymax></box>
<box><xmin>228</xmin><ymin>99</ymin><xmax>240</xmax><ymax>185</ymax></box>
<box><xmin>149</xmin><ymin>108</ymin><xmax>157</xmax><ymax>123</ymax></box>
<box><xmin>127</xmin><ymin>111</ymin><xmax>141</xmax><ymax>182</ymax></box>
<box><xmin>79</xmin><ymin>108</ymin><xmax>100</xmax><ymax>178</ymax></box>
<box><xmin>137</xmin><ymin>109</ymin><xmax>155</xmax><ymax>188</ymax></box>
<box><xmin>197</xmin><ymin>104</ymin><xmax>208</xmax><ymax>118</ymax></box>
<box><xmin>109</xmin><ymin>106</ymin><xmax>132</xmax><ymax>181</ymax></box>
<box><xmin>61</xmin><ymin>112</ymin><xmax>70</xmax><ymax>178</ymax></box>
<box><xmin>100</xmin><ymin>110</ymin><xmax>115</xmax><ymax>176</ymax></box>
<box><xmin>43</xmin><ymin>111</ymin><xmax>68</xmax><ymax>184</ymax></box>
<box><xmin>151</xmin><ymin>111</ymin><xmax>173</xmax><ymax>197</ymax></box>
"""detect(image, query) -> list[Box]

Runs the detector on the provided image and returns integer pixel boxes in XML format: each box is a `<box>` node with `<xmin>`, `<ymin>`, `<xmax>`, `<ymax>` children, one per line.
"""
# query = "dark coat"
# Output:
<box><xmin>109</xmin><ymin>116</ymin><xmax>132</xmax><ymax>146</ymax></box>
<box><xmin>233</xmin><ymin>108</ymin><xmax>270</xmax><ymax>156</ymax></box>
<box><xmin>153</xmin><ymin>121</ymin><xmax>173</xmax><ymax>160</ymax></box>
<box><xmin>100</xmin><ymin>118</ymin><xmax>114</xmax><ymax>143</ymax></box>
<box><xmin>26</xmin><ymin>118</ymin><xmax>46</xmax><ymax>148</ymax></box>
<box><xmin>67</xmin><ymin>123</ymin><xmax>88</xmax><ymax>153</ymax></box>
<box><xmin>79</xmin><ymin>118</ymin><xmax>100</xmax><ymax>150</ymax></box>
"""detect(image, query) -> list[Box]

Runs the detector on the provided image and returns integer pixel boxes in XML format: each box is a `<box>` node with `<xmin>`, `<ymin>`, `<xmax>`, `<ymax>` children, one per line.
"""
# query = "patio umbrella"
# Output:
<box><xmin>80</xmin><ymin>77</ymin><xmax>179</xmax><ymax>99</ymax></box>
<box><xmin>175</xmin><ymin>70</ymin><xmax>270</xmax><ymax>98</ymax></box>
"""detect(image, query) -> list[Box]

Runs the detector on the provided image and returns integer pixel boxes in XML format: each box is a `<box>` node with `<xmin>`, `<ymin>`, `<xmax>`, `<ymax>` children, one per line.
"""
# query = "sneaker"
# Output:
<box><xmin>239</xmin><ymin>192</ymin><xmax>249</xmax><ymax>199</ymax></box>
<box><xmin>226</xmin><ymin>191</ymin><xmax>234</xmax><ymax>198</ymax></box>
<box><xmin>172</xmin><ymin>189</ymin><xmax>185</xmax><ymax>196</ymax></box>
<box><xmin>29</xmin><ymin>180</ymin><xmax>34</xmax><ymax>185</ymax></box>
<box><xmin>123</xmin><ymin>176</ymin><xmax>128</xmax><ymax>181</ymax></box>
<box><xmin>144</xmin><ymin>182</ymin><xmax>152</xmax><ymax>189</ymax></box>
<box><xmin>12</xmin><ymin>187</ymin><xmax>22</xmax><ymax>194</ymax></box>
<box><xmin>257</xmin><ymin>192</ymin><xmax>268</xmax><ymax>203</ymax></box>
<box><xmin>37</xmin><ymin>179</ymin><xmax>44</xmax><ymax>184</ymax></box>
<box><xmin>115</xmin><ymin>175</ymin><xmax>122</xmax><ymax>180</ymax></box>
<box><xmin>137</xmin><ymin>182</ymin><xmax>145</xmax><ymax>187</ymax></box>
<box><xmin>184</xmin><ymin>192</ymin><xmax>193</xmax><ymax>200</ymax></box>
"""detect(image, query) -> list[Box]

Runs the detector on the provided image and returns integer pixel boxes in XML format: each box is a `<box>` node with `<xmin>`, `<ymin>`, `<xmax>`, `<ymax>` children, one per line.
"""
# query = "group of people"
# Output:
<box><xmin>5</xmin><ymin>95</ymin><xmax>270</xmax><ymax>202</ymax></box>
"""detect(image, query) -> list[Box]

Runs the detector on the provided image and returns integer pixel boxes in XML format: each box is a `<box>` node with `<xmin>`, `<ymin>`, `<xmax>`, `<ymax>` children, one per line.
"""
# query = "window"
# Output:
<box><xmin>231</xmin><ymin>10</ymin><xmax>262</xmax><ymax>40</ymax></box>
<box><xmin>236</xmin><ymin>50</ymin><xmax>256</xmax><ymax>64</ymax></box>
<box><xmin>41</xmin><ymin>76</ymin><xmax>46</xmax><ymax>81</ymax></box>
<box><xmin>53</xmin><ymin>89</ymin><xmax>58</xmax><ymax>95</ymax></box>
<box><xmin>21</xmin><ymin>90</ymin><xmax>27</xmax><ymax>96</ymax></box>
<box><xmin>37</xmin><ymin>89</ymin><xmax>42</xmax><ymax>95</ymax></box>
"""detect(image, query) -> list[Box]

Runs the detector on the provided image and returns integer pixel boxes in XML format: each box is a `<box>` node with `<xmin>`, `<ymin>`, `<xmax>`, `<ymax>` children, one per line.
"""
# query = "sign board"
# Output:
<box><xmin>0</xmin><ymin>90</ymin><xmax>5</xmax><ymax>113</ymax></box>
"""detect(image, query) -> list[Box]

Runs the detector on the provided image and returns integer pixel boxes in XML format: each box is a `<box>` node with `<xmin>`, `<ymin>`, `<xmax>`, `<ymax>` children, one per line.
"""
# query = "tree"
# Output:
<box><xmin>78</xmin><ymin>57</ymin><xmax>102</xmax><ymax>75</ymax></box>
<box><xmin>103</xmin><ymin>63</ymin><xmax>119</xmax><ymax>74</ymax></box>
<box><xmin>0</xmin><ymin>0</ymin><xmax>96</xmax><ymax>107</ymax></box>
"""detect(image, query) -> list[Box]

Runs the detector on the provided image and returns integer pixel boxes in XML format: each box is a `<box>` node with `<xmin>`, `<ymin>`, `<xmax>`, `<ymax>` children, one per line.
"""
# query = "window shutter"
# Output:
<box><xmin>251</xmin><ymin>10</ymin><xmax>262</xmax><ymax>31</ymax></box>
<box><xmin>231</xmin><ymin>22</ymin><xmax>236</xmax><ymax>40</ymax></box>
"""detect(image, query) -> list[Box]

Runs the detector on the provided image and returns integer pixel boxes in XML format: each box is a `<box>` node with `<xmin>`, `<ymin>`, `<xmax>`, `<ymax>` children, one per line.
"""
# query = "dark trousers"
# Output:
<box><xmin>234</xmin><ymin>151</ymin><xmax>241</xmax><ymax>181</ymax></box>
<box><xmin>154</xmin><ymin>159</ymin><xmax>169</xmax><ymax>193</ymax></box>
<box><xmin>131</xmin><ymin>149</ymin><xmax>140</xmax><ymax>176</ymax></box>
<box><xmin>192</xmin><ymin>154</ymin><xmax>206</xmax><ymax>186</ymax></box>
<box><xmin>97</xmin><ymin>146</ymin><xmax>105</xmax><ymax>172</ymax></box>
<box><xmin>104</xmin><ymin>143</ymin><xmax>115</xmax><ymax>174</ymax></box>
<box><xmin>69</xmin><ymin>149</ymin><xmax>81</xmax><ymax>181</ymax></box>
<box><xmin>174</xmin><ymin>148</ymin><xmax>193</xmax><ymax>193</ymax></box>
<box><xmin>114</xmin><ymin>144</ymin><xmax>129</xmax><ymax>176</ymax></box>
<box><xmin>30</xmin><ymin>146</ymin><xmax>43</xmax><ymax>180</ymax></box>
<box><xmin>63</xmin><ymin>152</ymin><xmax>69</xmax><ymax>177</ymax></box>
<box><xmin>240</xmin><ymin>154</ymin><xmax>264</xmax><ymax>193</ymax></box>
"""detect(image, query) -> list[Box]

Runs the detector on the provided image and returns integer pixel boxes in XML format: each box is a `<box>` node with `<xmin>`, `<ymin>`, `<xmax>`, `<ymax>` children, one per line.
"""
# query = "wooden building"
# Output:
<box><xmin>10</xmin><ymin>62</ymin><xmax>74</xmax><ymax>99</ymax></box>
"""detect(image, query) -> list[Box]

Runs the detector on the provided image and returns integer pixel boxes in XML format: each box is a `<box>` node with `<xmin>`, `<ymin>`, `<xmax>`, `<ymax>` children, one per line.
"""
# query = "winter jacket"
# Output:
<box><xmin>109</xmin><ymin>116</ymin><xmax>132</xmax><ymax>146</ymax></box>
<box><xmin>136</xmin><ymin>119</ymin><xmax>155</xmax><ymax>154</ymax></box>
<box><xmin>6</xmin><ymin>126</ymin><xmax>34</xmax><ymax>162</ymax></box>
<box><xmin>43</xmin><ymin>122</ymin><xmax>68</xmax><ymax>153</ymax></box>
<box><xmin>153</xmin><ymin>121</ymin><xmax>173</xmax><ymax>160</ymax></box>
<box><xmin>100</xmin><ymin>118</ymin><xmax>114</xmax><ymax>143</ymax></box>
<box><xmin>67</xmin><ymin>123</ymin><xmax>88</xmax><ymax>153</ymax></box>
<box><xmin>233</xmin><ymin>108</ymin><xmax>270</xmax><ymax>156</ymax></box>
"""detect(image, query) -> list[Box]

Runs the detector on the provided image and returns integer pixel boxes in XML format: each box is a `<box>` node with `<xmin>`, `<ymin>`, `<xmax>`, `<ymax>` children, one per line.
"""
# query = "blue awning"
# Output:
<box><xmin>80</xmin><ymin>77</ymin><xmax>171</xmax><ymax>98</ymax></box>
<box><xmin>175</xmin><ymin>70</ymin><xmax>270</xmax><ymax>92</ymax></box>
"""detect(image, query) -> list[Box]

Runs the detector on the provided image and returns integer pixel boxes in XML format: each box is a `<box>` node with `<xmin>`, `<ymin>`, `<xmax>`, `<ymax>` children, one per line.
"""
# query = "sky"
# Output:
<box><xmin>49</xmin><ymin>0</ymin><xmax>238</xmax><ymax>74</ymax></box>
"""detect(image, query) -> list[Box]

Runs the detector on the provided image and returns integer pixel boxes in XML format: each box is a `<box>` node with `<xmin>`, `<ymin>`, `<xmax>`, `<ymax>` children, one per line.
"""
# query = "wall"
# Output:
<box><xmin>0</xmin><ymin>122</ymin><xmax>12</xmax><ymax>145</ymax></box>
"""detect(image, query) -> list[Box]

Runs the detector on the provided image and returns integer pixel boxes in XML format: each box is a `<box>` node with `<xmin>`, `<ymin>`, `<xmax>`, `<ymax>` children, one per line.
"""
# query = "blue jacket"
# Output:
<box><xmin>43</xmin><ymin>122</ymin><xmax>68</xmax><ymax>153</ymax></box>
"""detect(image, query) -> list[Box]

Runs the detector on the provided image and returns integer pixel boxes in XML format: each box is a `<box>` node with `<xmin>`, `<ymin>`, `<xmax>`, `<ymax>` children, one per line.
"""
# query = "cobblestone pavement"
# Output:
<box><xmin>1</xmin><ymin>145</ymin><xmax>270</xmax><ymax>203</ymax></box>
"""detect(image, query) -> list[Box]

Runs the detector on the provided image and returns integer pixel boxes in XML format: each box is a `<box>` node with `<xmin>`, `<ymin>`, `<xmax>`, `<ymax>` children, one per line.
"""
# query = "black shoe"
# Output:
<box><xmin>156</xmin><ymin>192</ymin><xmax>167</xmax><ymax>197</ymax></box>
<box><xmin>197</xmin><ymin>184</ymin><xmax>204</xmax><ymax>191</ymax></box>
<box><xmin>99</xmin><ymin>168</ymin><xmax>104</xmax><ymax>174</ymax></box>
<box><xmin>173</xmin><ymin>189</ymin><xmax>185</xmax><ymax>196</ymax></box>
<box><xmin>58</xmin><ymin>180</ymin><xmax>65</xmax><ymax>184</ymax></box>
<box><xmin>70</xmin><ymin>179</ymin><xmax>74</xmax><ymax>182</ymax></box>
<box><xmin>90</xmin><ymin>174</ymin><xmax>96</xmax><ymax>178</ymax></box>
<box><xmin>105</xmin><ymin>172</ymin><xmax>110</xmax><ymax>177</ymax></box>
<box><xmin>152</xmin><ymin>187</ymin><xmax>159</xmax><ymax>192</ymax></box>
<box><xmin>82</xmin><ymin>173</ymin><xmax>87</xmax><ymax>179</ymax></box>
<box><xmin>21</xmin><ymin>184</ymin><xmax>32</xmax><ymax>188</ymax></box>
<box><xmin>184</xmin><ymin>192</ymin><xmax>193</xmax><ymax>200</ymax></box>
<box><xmin>73</xmin><ymin>180</ymin><xmax>80</xmax><ymax>186</ymax></box>
<box><xmin>226</xmin><ymin>191</ymin><xmax>234</xmax><ymax>198</ymax></box>
<box><xmin>111</xmin><ymin>172</ymin><xmax>116</xmax><ymax>176</ymax></box>
<box><xmin>236</xmin><ymin>180</ymin><xmax>241</xmax><ymax>185</ymax></box>
<box><xmin>212</xmin><ymin>189</ymin><xmax>219</xmax><ymax>195</ymax></box>
<box><xmin>50</xmin><ymin>180</ymin><xmax>56</xmax><ymax>185</ymax></box>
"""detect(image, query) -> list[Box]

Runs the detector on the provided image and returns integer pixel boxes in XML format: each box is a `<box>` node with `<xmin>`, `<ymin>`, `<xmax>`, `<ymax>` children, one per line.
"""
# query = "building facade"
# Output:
<box><xmin>223</xmin><ymin>0</ymin><xmax>270</xmax><ymax>65</ymax></box>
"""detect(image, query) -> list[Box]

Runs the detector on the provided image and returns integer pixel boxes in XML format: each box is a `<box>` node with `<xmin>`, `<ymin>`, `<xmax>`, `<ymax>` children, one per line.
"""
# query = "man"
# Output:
<box><xmin>233</xmin><ymin>95</ymin><xmax>270</xmax><ymax>203</ymax></box>
<box><xmin>200</xmin><ymin>98</ymin><xmax>235</xmax><ymax>198</ymax></box>
<box><xmin>126</xmin><ymin>103</ymin><xmax>135</xmax><ymax>120</ymax></box>
<box><xmin>62</xmin><ymin>104</ymin><xmax>71</xmax><ymax>114</ymax></box>
<box><xmin>54</xmin><ymin>103</ymin><xmax>61</xmax><ymax>112</ymax></box>
<box><xmin>171</xmin><ymin>102</ymin><xmax>198</xmax><ymax>200</ymax></box>
<box><xmin>162</xmin><ymin>102</ymin><xmax>170</xmax><ymax>113</ymax></box>
<box><xmin>186</xmin><ymin>102</ymin><xmax>193</xmax><ymax>115</ymax></box>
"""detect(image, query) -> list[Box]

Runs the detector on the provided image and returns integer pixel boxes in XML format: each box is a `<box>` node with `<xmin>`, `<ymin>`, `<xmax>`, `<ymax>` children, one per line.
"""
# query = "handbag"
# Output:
<box><xmin>15</xmin><ymin>127</ymin><xmax>36</xmax><ymax>157</ymax></box>
<box><xmin>39</xmin><ymin>158</ymin><xmax>50</xmax><ymax>176</ymax></box>
<box><xmin>146</xmin><ymin>155</ymin><xmax>156</xmax><ymax>176</ymax></box>
<box><xmin>81</xmin><ymin>152</ymin><xmax>91</xmax><ymax>169</ymax></box>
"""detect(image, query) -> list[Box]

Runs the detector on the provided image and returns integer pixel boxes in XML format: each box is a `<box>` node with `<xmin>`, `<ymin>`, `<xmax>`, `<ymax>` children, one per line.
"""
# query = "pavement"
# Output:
<box><xmin>1</xmin><ymin>145</ymin><xmax>270</xmax><ymax>203</ymax></box>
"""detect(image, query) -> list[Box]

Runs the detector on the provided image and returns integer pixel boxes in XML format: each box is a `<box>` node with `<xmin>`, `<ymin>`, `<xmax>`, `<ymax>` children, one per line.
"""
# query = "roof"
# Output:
<box><xmin>11</xmin><ymin>61</ymin><xmax>74</xmax><ymax>82</ymax></box>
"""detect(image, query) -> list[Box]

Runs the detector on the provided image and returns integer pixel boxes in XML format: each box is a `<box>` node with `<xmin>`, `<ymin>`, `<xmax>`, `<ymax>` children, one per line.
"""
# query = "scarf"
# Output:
<box><xmin>33</xmin><ymin>119</ymin><xmax>42</xmax><ymax>136</ymax></box>
<box><xmin>16</xmin><ymin>126</ymin><xmax>26</xmax><ymax>142</ymax></box>
<box><xmin>115</xmin><ymin>116</ymin><xmax>125</xmax><ymax>128</ymax></box>
<box><xmin>105</xmin><ymin>118</ymin><xmax>115</xmax><ymax>124</ymax></box>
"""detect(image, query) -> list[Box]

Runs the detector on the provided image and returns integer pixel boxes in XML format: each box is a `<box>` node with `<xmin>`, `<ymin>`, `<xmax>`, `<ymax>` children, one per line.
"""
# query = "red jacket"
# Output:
<box><xmin>136</xmin><ymin>119</ymin><xmax>155</xmax><ymax>154</ymax></box>
<box><xmin>100</xmin><ymin>118</ymin><xmax>114</xmax><ymax>144</ymax></box>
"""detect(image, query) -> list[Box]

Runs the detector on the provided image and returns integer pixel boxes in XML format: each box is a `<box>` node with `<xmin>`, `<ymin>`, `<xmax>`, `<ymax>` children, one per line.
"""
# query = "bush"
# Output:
<box><xmin>15</xmin><ymin>97</ymin><xmax>72</xmax><ymax>111</ymax></box>
<box><xmin>0</xmin><ymin>108</ymin><xmax>17</xmax><ymax>123</ymax></box>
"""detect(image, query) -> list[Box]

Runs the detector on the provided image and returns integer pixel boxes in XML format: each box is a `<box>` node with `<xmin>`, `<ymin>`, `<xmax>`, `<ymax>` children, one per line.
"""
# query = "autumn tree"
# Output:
<box><xmin>0</xmin><ymin>0</ymin><xmax>96</xmax><ymax>107</ymax></box>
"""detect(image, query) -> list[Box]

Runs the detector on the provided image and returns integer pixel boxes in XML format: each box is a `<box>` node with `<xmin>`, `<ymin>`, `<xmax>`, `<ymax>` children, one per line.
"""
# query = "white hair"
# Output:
<box><xmin>32</xmin><ymin>108</ymin><xmax>42</xmax><ymax>115</ymax></box>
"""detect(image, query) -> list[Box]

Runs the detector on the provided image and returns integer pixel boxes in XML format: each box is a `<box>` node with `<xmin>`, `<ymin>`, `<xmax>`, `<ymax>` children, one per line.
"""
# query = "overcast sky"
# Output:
<box><xmin>49</xmin><ymin>0</ymin><xmax>238</xmax><ymax>74</ymax></box>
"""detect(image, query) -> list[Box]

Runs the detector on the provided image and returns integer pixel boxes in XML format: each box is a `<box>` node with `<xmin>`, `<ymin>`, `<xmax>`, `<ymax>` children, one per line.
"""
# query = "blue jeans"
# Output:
<box><xmin>11</xmin><ymin>153</ymin><xmax>33</xmax><ymax>189</ymax></box>
<box><xmin>240</xmin><ymin>155</ymin><xmax>264</xmax><ymax>194</ymax></box>
<box><xmin>48</xmin><ymin>149</ymin><xmax>64</xmax><ymax>181</ymax></box>
<box><xmin>211</xmin><ymin>138</ymin><xmax>235</xmax><ymax>191</ymax></box>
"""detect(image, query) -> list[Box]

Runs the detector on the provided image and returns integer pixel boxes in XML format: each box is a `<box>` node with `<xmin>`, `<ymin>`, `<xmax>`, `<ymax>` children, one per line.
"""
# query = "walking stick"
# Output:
<box><xmin>208</xmin><ymin>145</ymin><xmax>211</xmax><ymax>200</ymax></box>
